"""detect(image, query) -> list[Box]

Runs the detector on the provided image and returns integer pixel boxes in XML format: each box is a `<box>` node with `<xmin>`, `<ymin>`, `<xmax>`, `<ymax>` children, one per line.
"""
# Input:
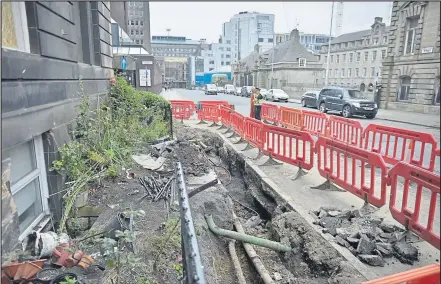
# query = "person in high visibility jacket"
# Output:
<box><xmin>250</xmin><ymin>87</ymin><xmax>255</xmax><ymax>118</ymax></box>
<box><xmin>253</xmin><ymin>88</ymin><xmax>263</xmax><ymax>120</ymax></box>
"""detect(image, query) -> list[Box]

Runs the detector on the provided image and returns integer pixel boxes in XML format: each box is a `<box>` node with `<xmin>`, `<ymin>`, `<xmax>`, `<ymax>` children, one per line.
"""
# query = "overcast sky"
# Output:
<box><xmin>150</xmin><ymin>2</ymin><xmax>393</xmax><ymax>42</ymax></box>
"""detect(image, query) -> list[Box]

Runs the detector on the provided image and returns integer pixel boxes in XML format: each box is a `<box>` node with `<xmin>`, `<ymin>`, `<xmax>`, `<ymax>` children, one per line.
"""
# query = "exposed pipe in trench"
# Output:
<box><xmin>228</xmin><ymin>240</ymin><xmax>247</xmax><ymax>284</ymax></box>
<box><xmin>205</xmin><ymin>215</ymin><xmax>292</xmax><ymax>253</ymax></box>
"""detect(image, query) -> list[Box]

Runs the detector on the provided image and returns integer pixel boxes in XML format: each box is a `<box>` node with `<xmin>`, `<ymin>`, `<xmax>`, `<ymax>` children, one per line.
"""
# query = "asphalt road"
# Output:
<box><xmin>166</xmin><ymin>89</ymin><xmax>440</xmax><ymax>174</ymax></box>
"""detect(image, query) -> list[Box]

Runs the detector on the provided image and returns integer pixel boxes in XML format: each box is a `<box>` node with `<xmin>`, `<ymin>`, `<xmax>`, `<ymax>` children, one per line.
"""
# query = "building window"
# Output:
<box><xmin>226</xmin><ymin>40</ymin><xmax>231</xmax><ymax>44</ymax></box>
<box><xmin>356</xmin><ymin>52</ymin><xmax>360</xmax><ymax>62</ymax></box>
<box><xmin>325</xmin><ymin>56</ymin><xmax>328</xmax><ymax>63</ymax></box>
<box><xmin>226</xmin><ymin>54</ymin><xmax>230</xmax><ymax>58</ymax></box>
<box><xmin>136</xmin><ymin>40</ymin><xmax>139</xmax><ymax>44</ymax></box>
<box><xmin>131</xmin><ymin>20</ymin><xmax>134</xmax><ymax>25</ymax></box>
<box><xmin>299</xmin><ymin>58</ymin><xmax>306</xmax><ymax>67</ymax></box>
<box><xmin>383</xmin><ymin>36</ymin><xmax>387</xmax><ymax>44</ymax></box>
<box><xmin>141</xmin><ymin>39</ymin><xmax>143</xmax><ymax>44</ymax></box>
<box><xmin>404</xmin><ymin>16</ymin><xmax>419</xmax><ymax>55</ymax></box>
<box><xmin>221</xmin><ymin>62</ymin><xmax>224</xmax><ymax>66</ymax></box>
<box><xmin>226</xmin><ymin>62</ymin><xmax>230</xmax><ymax>65</ymax></box>
<box><xmin>135</xmin><ymin>20</ymin><xmax>138</xmax><ymax>25</ymax></box>
<box><xmin>364</xmin><ymin>52</ymin><xmax>369</xmax><ymax>62</ymax></box>
<box><xmin>348</xmin><ymin>68</ymin><xmax>352</xmax><ymax>78</ymax></box>
<box><xmin>371</xmin><ymin>67</ymin><xmax>376</xmax><ymax>77</ymax></box>
<box><xmin>341</xmin><ymin>68</ymin><xmax>345</xmax><ymax>77</ymax></box>
<box><xmin>336</xmin><ymin>55</ymin><xmax>340</xmax><ymax>63</ymax></box>
<box><xmin>209</xmin><ymin>60</ymin><xmax>214</xmax><ymax>64</ymax></box>
<box><xmin>140</xmin><ymin>21</ymin><xmax>143</xmax><ymax>26</ymax></box>
<box><xmin>335</xmin><ymin>69</ymin><xmax>338</xmax><ymax>77</ymax></box>
<box><xmin>131</xmin><ymin>30</ymin><xmax>134</xmax><ymax>35</ymax></box>
<box><xmin>372</xmin><ymin>51</ymin><xmax>377</xmax><ymax>61</ymax></box>
<box><xmin>2</xmin><ymin>2</ymin><xmax>31</xmax><ymax>53</ymax></box>
<box><xmin>360</xmin><ymin>83</ymin><xmax>366</xmax><ymax>92</ymax></box>
<box><xmin>226</xmin><ymin>47</ymin><xmax>231</xmax><ymax>51</ymax></box>
<box><xmin>355</xmin><ymin>68</ymin><xmax>359</xmax><ymax>77</ymax></box>
<box><xmin>268</xmin><ymin>38</ymin><xmax>273</xmax><ymax>43</ymax></box>
<box><xmin>135</xmin><ymin>30</ymin><xmax>139</xmax><ymax>35</ymax></box>
<box><xmin>330</xmin><ymin>55</ymin><xmax>334</xmax><ymax>63</ymax></box>
<box><xmin>381</xmin><ymin>49</ymin><xmax>386</xmax><ymax>58</ymax></box>
<box><xmin>349</xmin><ymin>53</ymin><xmax>353</xmax><ymax>63</ymax></box>
<box><xmin>362</xmin><ymin>68</ymin><xmax>367</xmax><ymax>77</ymax></box>
<box><xmin>342</xmin><ymin>54</ymin><xmax>346</xmax><ymax>62</ymax></box>
<box><xmin>398</xmin><ymin>76</ymin><xmax>411</xmax><ymax>100</ymax></box>
<box><xmin>5</xmin><ymin>136</ymin><xmax>49</xmax><ymax>237</ymax></box>
<box><xmin>374</xmin><ymin>38</ymin><xmax>378</xmax><ymax>45</ymax></box>
<box><xmin>258</xmin><ymin>38</ymin><xmax>264</xmax><ymax>42</ymax></box>
<box><xmin>140</xmin><ymin>30</ymin><xmax>143</xmax><ymax>35</ymax></box>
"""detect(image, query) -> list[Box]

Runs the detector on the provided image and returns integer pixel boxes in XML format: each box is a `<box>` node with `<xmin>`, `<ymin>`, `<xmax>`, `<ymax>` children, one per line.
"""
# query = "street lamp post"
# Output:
<box><xmin>325</xmin><ymin>2</ymin><xmax>335</xmax><ymax>86</ymax></box>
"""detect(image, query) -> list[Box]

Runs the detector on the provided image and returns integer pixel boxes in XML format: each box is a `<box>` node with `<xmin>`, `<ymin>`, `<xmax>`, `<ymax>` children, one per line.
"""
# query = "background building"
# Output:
<box><xmin>222</xmin><ymin>11</ymin><xmax>275</xmax><ymax>62</ymax></box>
<box><xmin>2</xmin><ymin>1</ymin><xmax>112</xmax><ymax>259</ymax></box>
<box><xmin>381</xmin><ymin>1</ymin><xmax>440</xmax><ymax>114</ymax></box>
<box><xmin>201</xmin><ymin>39</ymin><xmax>234</xmax><ymax>72</ymax></box>
<box><xmin>151</xmin><ymin>36</ymin><xmax>200</xmax><ymax>58</ymax></box>
<box><xmin>110</xmin><ymin>1</ymin><xmax>151</xmax><ymax>53</ymax></box>
<box><xmin>277</xmin><ymin>32</ymin><xmax>331</xmax><ymax>53</ymax></box>
<box><xmin>320</xmin><ymin>17</ymin><xmax>389</xmax><ymax>94</ymax></box>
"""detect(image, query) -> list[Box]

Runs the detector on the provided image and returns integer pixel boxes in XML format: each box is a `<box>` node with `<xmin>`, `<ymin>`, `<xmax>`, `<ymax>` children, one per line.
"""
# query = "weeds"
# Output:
<box><xmin>52</xmin><ymin>76</ymin><xmax>170</xmax><ymax>232</ymax></box>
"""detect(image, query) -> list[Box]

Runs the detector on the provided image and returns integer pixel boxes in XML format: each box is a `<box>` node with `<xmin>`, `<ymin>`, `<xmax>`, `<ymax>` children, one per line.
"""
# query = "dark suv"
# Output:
<box><xmin>317</xmin><ymin>87</ymin><xmax>378</xmax><ymax>119</ymax></box>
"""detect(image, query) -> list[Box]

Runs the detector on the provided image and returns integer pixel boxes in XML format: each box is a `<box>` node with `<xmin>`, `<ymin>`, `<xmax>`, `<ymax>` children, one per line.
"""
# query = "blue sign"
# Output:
<box><xmin>121</xmin><ymin>56</ymin><xmax>127</xmax><ymax>70</ymax></box>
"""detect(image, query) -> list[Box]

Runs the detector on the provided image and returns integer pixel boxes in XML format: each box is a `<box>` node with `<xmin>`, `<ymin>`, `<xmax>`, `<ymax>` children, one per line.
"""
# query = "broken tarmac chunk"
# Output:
<box><xmin>358</xmin><ymin>254</ymin><xmax>386</xmax><ymax>267</ymax></box>
<box><xmin>376</xmin><ymin>243</ymin><xmax>393</xmax><ymax>258</ymax></box>
<box><xmin>347</xmin><ymin>237</ymin><xmax>360</xmax><ymax>247</ymax></box>
<box><xmin>335</xmin><ymin>235</ymin><xmax>351</xmax><ymax>249</ymax></box>
<box><xmin>393</xmin><ymin>242</ymin><xmax>418</xmax><ymax>264</ymax></box>
<box><xmin>319</xmin><ymin>216</ymin><xmax>351</xmax><ymax>236</ymax></box>
<box><xmin>336</xmin><ymin>228</ymin><xmax>352</xmax><ymax>239</ymax></box>
<box><xmin>357</xmin><ymin>234</ymin><xmax>375</xmax><ymax>255</ymax></box>
<box><xmin>318</xmin><ymin>210</ymin><xmax>328</xmax><ymax>219</ymax></box>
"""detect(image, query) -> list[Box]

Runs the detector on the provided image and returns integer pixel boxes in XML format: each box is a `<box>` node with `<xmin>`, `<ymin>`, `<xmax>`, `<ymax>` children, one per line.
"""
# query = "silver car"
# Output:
<box><xmin>260</xmin><ymin>88</ymin><xmax>269</xmax><ymax>99</ymax></box>
<box><xmin>235</xmin><ymin>87</ymin><xmax>241</xmax><ymax>95</ymax></box>
<box><xmin>268</xmin><ymin>89</ymin><xmax>289</xmax><ymax>102</ymax></box>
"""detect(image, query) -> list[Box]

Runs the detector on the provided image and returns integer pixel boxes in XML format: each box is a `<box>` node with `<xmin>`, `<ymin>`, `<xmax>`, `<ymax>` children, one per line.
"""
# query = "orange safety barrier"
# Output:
<box><xmin>315</xmin><ymin>137</ymin><xmax>388</xmax><ymax>207</ymax></box>
<box><xmin>302</xmin><ymin>110</ymin><xmax>328</xmax><ymax>136</ymax></box>
<box><xmin>230</xmin><ymin>111</ymin><xmax>246</xmax><ymax>138</ymax></box>
<box><xmin>197</xmin><ymin>103</ymin><xmax>220</xmax><ymax>123</ymax></box>
<box><xmin>262</xmin><ymin>124</ymin><xmax>315</xmax><ymax>170</ymax></box>
<box><xmin>170</xmin><ymin>100</ymin><xmax>196</xmax><ymax>120</ymax></box>
<box><xmin>387</xmin><ymin>162</ymin><xmax>440</xmax><ymax>250</ymax></box>
<box><xmin>244</xmin><ymin>117</ymin><xmax>265</xmax><ymax>149</ymax></box>
<box><xmin>362</xmin><ymin>263</ymin><xmax>440</xmax><ymax>284</ymax></box>
<box><xmin>219</xmin><ymin>105</ymin><xmax>232</xmax><ymax>127</ymax></box>
<box><xmin>279</xmin><ymin>107</ymin><xmax>303</xmax><ymax>130</ymax></box>
<box><xmin>261</xmin><ymin>104</ymin><xmax>280</xmax><ymax>125</ymax></box>
<box><xmin>328</xmin><ymin>116</ymin><xmax>363</xmax><ymax>147</ymax></box>
<box><xmin>198</xmin><ymin>100</ymin><xmax>230</xmax><ymax>107</ymax></box>
<box><xmin>363</xmin><ymin>124</ymin><xmax>439</xmax><ymax>172</ymax></box>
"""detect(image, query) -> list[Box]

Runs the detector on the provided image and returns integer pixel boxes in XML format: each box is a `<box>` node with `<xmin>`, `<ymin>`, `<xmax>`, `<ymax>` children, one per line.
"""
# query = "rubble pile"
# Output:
<box><xmin>312</xmin><ymin>207</ymin><xmax>419</xmax><ymax>267</ymax></box>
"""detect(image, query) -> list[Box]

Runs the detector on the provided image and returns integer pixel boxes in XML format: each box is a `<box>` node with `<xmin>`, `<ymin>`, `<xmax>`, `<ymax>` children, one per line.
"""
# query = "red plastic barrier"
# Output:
<box><xmin>279</xmin><ymin>107</ymin><xmax>303</xmax><ymax>130</ymax></box>
<box><xmin>363</xmin><ymin>263</ymin><xmax>440</xmax><ymax>284</ymax></box>
<box><xmin>328</xmin><ymin>116</ymin><xmax>363</xmax><ymax>147</ymax></box>
<box><xmin>363</xmin><ymin>124</ymin><xmax>438</xmax><ymax>172</ymax></box>
<box><xmin>170</xmin><ymin>100</ymin><xmax>195</xmax><ymax>120</ymax></box>
<box><xmin>230</xmin><ymin>111</ymin><xmax>246</xmax><ymax>138</ymax></box>
<box><xmin>302</xmin><ymin>110</ymin><xmax>328</xmax><ymax>136</ymax></box>
<box><xmin>261</xmin><ymin>104</ymin><xmax>279</xmax><ymax>125</ymax></box>
<box><xmin>198</xmin><ymin>100</ymin><xmax>230</xmax><ymax>107</ymax></box>
<box><xmin>262</xmin><ymin>124</ymin><xmax>314</xmax><ymax>170</ymax></box>
<box><xmin>315</xmin><ymin>137</ymin><xmax>388</xmax><ymax>207</ymax></box>
<box><xmin>244</xmin><ymin>117</ymin><xmax>264</xmax><ymax>149</ymax></box>
<box><xmin>197</xmin><ymin>103</ymin><xmax>220</xmax><ymax>123</ymax></box>
<box><xmin>387</xmin><ymin>162</ymin><xmax>440</xmax><ymax>250</ymax></box>
<box><xmin>219</xmin><ymin>105</ymin><xmax>232</xmax><ymax>127</ymax></box>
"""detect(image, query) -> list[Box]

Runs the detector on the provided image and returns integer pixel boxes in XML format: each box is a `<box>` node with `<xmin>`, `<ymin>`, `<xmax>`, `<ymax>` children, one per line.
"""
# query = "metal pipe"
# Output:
<box><xmin>205</xmin><ymin>215</ymin><xmax>291</xmax><ymax>252</ymax></box>
<box><xmin>325</xmin><ymin>1</ymin><xmax>335</xmax><ymax>86</ymax></box>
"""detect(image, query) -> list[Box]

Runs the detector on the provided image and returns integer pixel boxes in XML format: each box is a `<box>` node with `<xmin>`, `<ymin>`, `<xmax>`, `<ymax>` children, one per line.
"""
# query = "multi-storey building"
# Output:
<box><xmin>110</xmin><ymin>1</ymin><xmax>151</xmax><ymax>53</ymax></box>
<box><xmin>201</xmin><ymin>39</ymin><xmax>234</xmax><ymax>72</ymax></box>
<box><xmin>222</xmin><ymin>11</ymin><xmax>275</xmax><ymax>62</ymax></box>
<box><xmin>151</xmin><ymin>36</ymin><xmax>200</xmax><ymax>58</ymax></box>
<box><xmin>320</xmin><ymin>17</ymin><xmax>389</xmax><ymax>93</ymax></box>
<box><xmin>277</xmin><ymin>32</ymin><xmax>331</xmax><ymax>53</ymax></box>
<box><xmin>381</xmin><ymin>1</ymin><xmax>440</xmax><ymax>114</ymax></box>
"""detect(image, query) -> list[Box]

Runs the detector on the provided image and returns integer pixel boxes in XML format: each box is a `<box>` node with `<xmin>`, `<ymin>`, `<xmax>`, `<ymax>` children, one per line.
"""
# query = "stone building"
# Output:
<box><xmin>319</xmin><ymin>17</ymin><xmax>389</xmax><ymax>94</ymax></box>
<box><xmin>381</xmin><ymin>1</ymin><xmax>440</xmax><ymax>114</ymax></box>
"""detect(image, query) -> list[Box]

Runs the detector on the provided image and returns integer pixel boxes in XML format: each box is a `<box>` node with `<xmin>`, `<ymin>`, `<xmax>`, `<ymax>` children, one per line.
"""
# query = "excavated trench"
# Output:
<box><xmin>175</xmin><ymin>123</ymin><xmax>367</xmax><ymax>284</ymax></box>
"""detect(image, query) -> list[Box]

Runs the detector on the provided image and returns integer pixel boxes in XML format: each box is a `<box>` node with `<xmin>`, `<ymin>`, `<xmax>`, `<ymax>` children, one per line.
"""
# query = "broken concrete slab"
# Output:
<box><xmin>357</xmin><ymin>234</ymin><xmax>375</xmax><ymax>255</ymax></box>
<box><xmin>328</xmin><ymin>210</ymin><xmax>341</xmax><ymax>217</ymax></box>
<box><xmin>335</xmin><ymin>235</ymin><xmax>351</xmax><ymax>249</ymax></box>
<box><xmin>318</xmin><ymin>210</ymin><xmax>328</xmax><ymax>218</ymax></box>
<box><xmin>318</xmin><ymin>217</ymin><xmax>351</xmax><ymax>236</ymax></box>
<box><xmin>336</xmin><ymin>228</ymin><xmax>353</xmax><ymax>240</ymax></box>
<box><xmin>376</xmin><ymin>245</ymin><xmax>393</xmax><ymax>258</ymax></box>
<box><xmin>347</xmin><ymin>237</ymin><xmax>360</xmax><ymax>247</ymax></box>
<box><xmin>393</xmin><ymin>242</ymin><xmax>418</xmax><ymax>264</ymax></box>
<box><xmin>358</xmin><ymin>255</ymin><xmax>385</xmax><ymax>267</ymax></box>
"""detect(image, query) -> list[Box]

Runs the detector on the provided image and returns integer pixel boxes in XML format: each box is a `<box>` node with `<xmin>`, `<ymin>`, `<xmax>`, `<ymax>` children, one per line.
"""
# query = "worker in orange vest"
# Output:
<box><xmin>250</xmin><ymin>87</ymin><xmax>255</xmax><ymax>118</ymax></box>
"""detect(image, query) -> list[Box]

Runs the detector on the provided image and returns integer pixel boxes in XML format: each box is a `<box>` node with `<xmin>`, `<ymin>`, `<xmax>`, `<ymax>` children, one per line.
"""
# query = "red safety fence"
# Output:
<box><xmin>219</xmin><ymin>105</ymin><xmax>232</xmax><ymax>127</ymax></box>
<box><xmin>198</xmin><ymin>100</ymin><xmax>230</xmax><ymax>107</ymax></box>
<box><xmin>328</xmin><ymin>116</ymin><xmax>363</xmax><ymax>147</ymax></box>
<box><xmin>243</xmin><ymin>117</ymin><xmax>264</xmax><ymax>149</ymax></box>
<box><xmin>315</xmin><ymin>137</ymin><xmax>388</xmax><ymax>207</ymax></box>
<box><xmin>279</xmin><ymin>107</ymin><xmax>303</xmax><ymax>130</ymax></box>
<box><xmin>362</xmin><ymin>263</ymin><xmax>440</xmax><ymax>284</ymax></box>
<box><xmin>302</xmin><ymin>110</ymin><xmax>328</xmax><ymax>137</ymax></box>
<box><xmin>363</xmin><ymin>124</ymin><xmax>438</xmax><ymax>172</ymax></box>
<box><xmin>261</xmin><ymin>104</ymin><xmax>280</xmax><ymax>125</ymax></box>
<box><xmin>170</xmin><ymin>100</ymin><xmax>196</xmax><ymax>120</ymax></box>
<box><xmin>262</xmin><ymin>124</ymin><xmax>315</xmax><ymax>170</ymax></box>
<box><xmin>197</xmin><ymin>103</ymin><xmax>220</xmax><ymax>123</ymax></box>
<box><xmin>388</xmin><ymin>162</ymin><xmax>440</xmax><ymax>250</ymax></box>
<box><xmin>230</xmin><ymin>111</ymin><xmax>246</xmax><ymax>138</ymax></box>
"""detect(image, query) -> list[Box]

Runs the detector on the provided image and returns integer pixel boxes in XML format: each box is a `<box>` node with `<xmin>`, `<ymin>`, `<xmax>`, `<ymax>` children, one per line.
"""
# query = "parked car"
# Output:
<box><xmin>260</xmin><ymin>89</ymin><xmax>269</xmax><ymax>99</ymax></box>
<box><xmin>267</xmin><ymin>89</ymin><xmax>289</xmax><ymax>102</ymax></box>
<box><xmin>235</xmin><ymin>87</ymin><xmax>242</xmax><ymax>96</ymax></box>
<box><xmin>205</xmin><ymin>84</ymin><xmax>218</xmax><ymax>95</ymax></box>
<box><xmin>301</xmin><ymin>91</ymin><xmax>320</xmax><ymax>108</ymax></box>
<box><xmin>217</xmin><ymin>86</ymin><xmax>224</xmax><ymax>93</ymax></box>
<box><xmin>317</xmin><ymin>86</ymin><xmax>378</xmax><ymax>119</ymax></box>
<box><xmin>241</xmin><ymin>86</ymin><xmax>253</xmax><ymax>97</ymax></box>
<box><xmin>224</xmin><ymin>84</ymin><xmax>235</xmax><ymax>94</ymax></box>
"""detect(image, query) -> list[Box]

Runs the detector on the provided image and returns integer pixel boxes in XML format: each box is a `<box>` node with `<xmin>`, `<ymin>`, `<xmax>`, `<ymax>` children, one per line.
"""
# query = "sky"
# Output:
<box><xmin>150</xmin><ymin>2</ymin><xmax>393</xmax><ymax>42</ymax></box>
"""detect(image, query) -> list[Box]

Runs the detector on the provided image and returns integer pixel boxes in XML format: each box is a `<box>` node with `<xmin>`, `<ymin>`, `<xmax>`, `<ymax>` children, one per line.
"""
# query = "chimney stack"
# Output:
<box><xmin>374</xmin><ymin>17</ymin><xmax>383</xmax><ymax>23</ymax></box>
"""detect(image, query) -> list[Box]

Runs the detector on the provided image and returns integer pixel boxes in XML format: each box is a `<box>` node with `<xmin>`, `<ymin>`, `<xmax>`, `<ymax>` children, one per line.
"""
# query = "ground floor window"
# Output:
<box><xmin>398</xmin><ymin>76</ymin><xmax>411</xmax><ymax>100</ymax></box>
<box><xmin>4</xmin><ymin>136</ymin><xmax>49</xmax><ymax>238</ymax></box>
<box><xmin>360</xmin><ymin>83</ymin><xmax>366</xmax><ymax>92</ymax></box>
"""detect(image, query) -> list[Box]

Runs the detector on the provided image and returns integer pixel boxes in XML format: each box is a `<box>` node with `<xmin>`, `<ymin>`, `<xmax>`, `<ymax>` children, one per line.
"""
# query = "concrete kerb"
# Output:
<box><xmin>189</xmin><ymin>120</ymin><xmax>379</xmax><ymax>281</ymax></box>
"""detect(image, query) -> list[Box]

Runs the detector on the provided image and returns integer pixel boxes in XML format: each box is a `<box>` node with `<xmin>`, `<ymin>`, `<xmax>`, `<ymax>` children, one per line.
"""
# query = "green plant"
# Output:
<box><xmin>60</xmin><ymin>276</ymin><xmax>78</xmax><ymax>284</ymax></box>
<box><xmin>172</xmin><ymin>263</ymin><xmax>183</xmax><ymax>278</ymax></box>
